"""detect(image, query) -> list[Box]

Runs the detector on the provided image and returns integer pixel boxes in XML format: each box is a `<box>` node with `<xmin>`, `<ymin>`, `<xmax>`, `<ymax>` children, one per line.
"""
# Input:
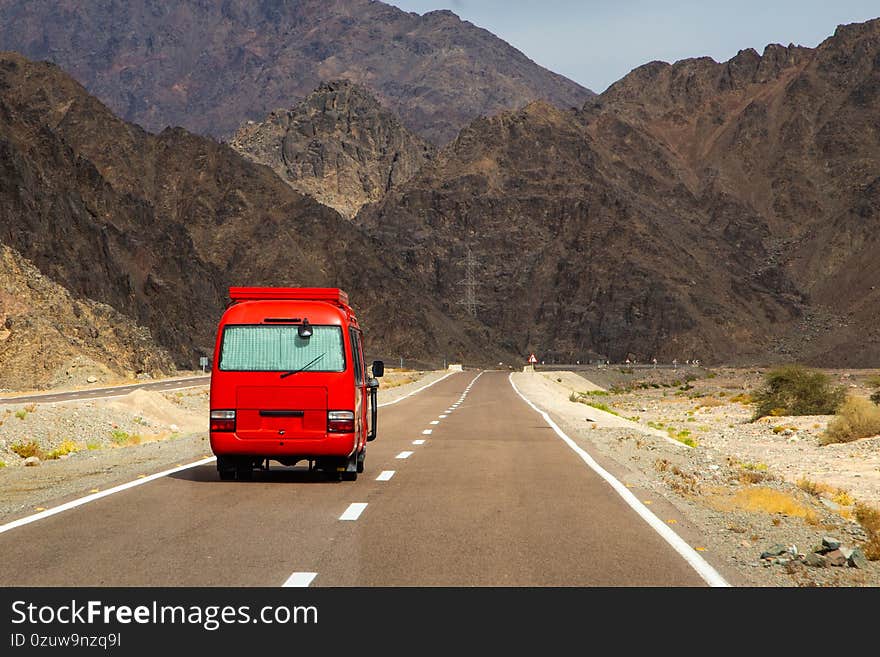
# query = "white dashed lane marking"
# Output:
<box><xmin>422</xmin><ymin>429</ymin><xmax>433</xmax><ymax>435</ymax></box>
<box><xmin>282</xmin><ymin>572</ymin><xmax>317</xmax><ymax>587</ymax></box>
<box><xmin>376</xmin><ymin>471</ymin><xmax>395</xmax><ymax>481</ymax></box>
<box><xmin>412</xmin><ymin>439</ymin><xmax>426</xmax><ymax>445</ymax></box>
<box><xmin>396</xmin><ymin>451</ymin><xmax>413</xmax><ymax>459</ymax></box>
<box><xmin>339</xmin><ymin>503</ymin><xmax>368</xmax><ymax>521</ymax></box>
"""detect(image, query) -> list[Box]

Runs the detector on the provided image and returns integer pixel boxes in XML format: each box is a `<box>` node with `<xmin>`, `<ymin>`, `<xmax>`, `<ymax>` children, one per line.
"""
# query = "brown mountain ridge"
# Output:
<box><xmin>0</xmin><ymin>52</ymin><xmax>503</xmax><ymax>387</ymax></box>
<box><xmin>3</xmin><ymin>17</ymin><xmax>880</xmax><ymax>378</ymax></box>
<box><xmin>356</xmin><ymin>19</ymin><xmax>880</xmax><ymax>366</ymax></box>
<box><xmin>0</xmin><ymin>0</ymin><xmax>594</xmax><ymax>144</ymax></box>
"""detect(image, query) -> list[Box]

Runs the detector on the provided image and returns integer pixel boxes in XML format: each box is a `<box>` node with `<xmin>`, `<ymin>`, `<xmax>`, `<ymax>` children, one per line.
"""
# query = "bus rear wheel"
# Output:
<box><xmin>217</xmin><ymin>456</ymin><xmax>236</xmax><ymax>481</ymax></box>
<box><xmin>236</xmin><ymin>459</ymin><xmax>255</xmax><ymax>481</ymax></box>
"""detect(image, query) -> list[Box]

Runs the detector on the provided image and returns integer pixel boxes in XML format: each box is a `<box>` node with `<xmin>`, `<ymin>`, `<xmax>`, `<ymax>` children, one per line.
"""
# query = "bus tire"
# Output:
<box><xmin>236</xmin><ymin>460</ymin><xmax>254</xmax><ymax>481</ymax></box>
<box><xmin>217</xmin><ymin>456</ymin><xmax>236</xmax><ymax>481</ymax></box>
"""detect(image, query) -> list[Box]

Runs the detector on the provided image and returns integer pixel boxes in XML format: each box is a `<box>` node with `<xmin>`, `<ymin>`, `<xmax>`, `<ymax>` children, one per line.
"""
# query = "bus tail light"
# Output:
<box><xmin>210</xmin><ymin>409</ymin><xmax>236</xmax><ymax>432</ymax></box>
<box><xmin>328</xmin><ymin>410</ymin><xmax>355</xmax><ymax>433</ymax></box>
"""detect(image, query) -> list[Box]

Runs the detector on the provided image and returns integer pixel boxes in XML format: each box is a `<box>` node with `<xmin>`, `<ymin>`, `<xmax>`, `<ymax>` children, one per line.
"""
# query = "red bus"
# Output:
<box><xmin>209</xmin><ymin>287</ymin><xmax>383</xmax><ymax>481</ymax></box>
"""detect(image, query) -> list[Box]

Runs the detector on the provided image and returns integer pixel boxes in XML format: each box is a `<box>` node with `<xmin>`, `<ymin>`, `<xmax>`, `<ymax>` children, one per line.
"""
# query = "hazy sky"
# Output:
<box><xmin>389</xmin><ymin>1</ymin><xmax>880</xmax><ymax>92</ymax></box>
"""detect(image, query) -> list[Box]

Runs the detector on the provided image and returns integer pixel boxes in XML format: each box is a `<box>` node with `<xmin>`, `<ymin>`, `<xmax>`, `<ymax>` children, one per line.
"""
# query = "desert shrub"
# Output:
<box><xmin>666</xmin><ymin>428</ymin><xmax>696</xmax><ymax>447</ymax></box>
<box><xmin>751</xmin><ymin>365</ymin><xmax>845</xmax><ymax>420</ymax></box>
<box><xmin>14</xmin><ymin>410</ymin><xmax>27</xmax><ymax>420</ymax></box>
<box><xmin>821</xmin><ymin>395</ymin><xmax>880</xmax><ymax>444</ymax></box>
<box><xmin>797</xmin><ymin>477</ymin><xmax>833</xmax><ymax>497</ymax></box>
<box><xmin>45</xmin><ymin>440</ymin><xmax>83</xmax><ymax>460</ymax></box>
<box><xmin>110</xmin><ymin>430</ymin><xmax>141</xmax><ymax>446</ymax></box>
<box><xmin>871</xmin><ymin>390</ymin><xmax>880</xmax><ymax>405</ymax></box>
<box><xmin>10</xmin><ymin>440</ymin><xmax>42</xmax><ymax>459</ymax></box>
<box><xmin>855</xmin><ymin>504</ymin><xmax>880</xmax><ymax>560</ymax></box>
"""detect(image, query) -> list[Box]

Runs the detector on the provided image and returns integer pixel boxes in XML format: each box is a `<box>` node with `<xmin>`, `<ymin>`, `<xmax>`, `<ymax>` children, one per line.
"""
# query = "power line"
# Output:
<box><xmin>457</xmin><ymin>247</ymin><xmax>479</xmax><ymax>318</ymax></box>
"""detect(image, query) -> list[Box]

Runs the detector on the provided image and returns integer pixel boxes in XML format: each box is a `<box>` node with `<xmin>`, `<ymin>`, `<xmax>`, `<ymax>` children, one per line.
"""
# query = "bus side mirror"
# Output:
<box><xmin>372</xmin><ymin>360</ymin><xmax>384</xmax><ymax>378</ymax></box>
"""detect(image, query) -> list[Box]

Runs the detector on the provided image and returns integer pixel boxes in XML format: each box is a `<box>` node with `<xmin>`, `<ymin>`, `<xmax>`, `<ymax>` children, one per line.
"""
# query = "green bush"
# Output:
<box><xmin>751</xmin><ymin>365</ymin><xmax>845</xmax><ymax>420</ymax></box>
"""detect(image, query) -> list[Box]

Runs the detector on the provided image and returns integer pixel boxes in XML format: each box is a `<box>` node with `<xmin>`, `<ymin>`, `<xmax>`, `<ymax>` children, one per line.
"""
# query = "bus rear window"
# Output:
<box><xmin>219</xmin><ymin>325</ymin><xmax>345</xmax><ymax>372</ymax></box>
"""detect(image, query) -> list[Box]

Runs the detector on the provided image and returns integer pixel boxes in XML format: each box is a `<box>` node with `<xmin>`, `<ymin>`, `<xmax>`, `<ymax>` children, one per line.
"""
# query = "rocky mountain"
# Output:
<box><xmin>0</xmin><ymin>52</ymin><xmax>503</xmax><ymax>384</ymax></box>
<box><xmin>594</xmin><ymin>19</ymin><xmax>880</xmax><ymax>365</ymax></box>
<box><xmin>230</xmin><ymin>80</ymin><xmax>435</xmax><ymax>218</ymax></box>
<box><xmin>357</xmin><ymin>19</ymin><xmax>880</xmax><ymax>366</ymax></box>
<box><xmin>0</xmin><ymin>0</ymin><xmax>593</xmax><ymax>144</ymax></box>
<box><xmin>0</xmin><ymin>245</ymin><xmax>175</xmax><ymax>390</ymax></box>
<box><xmin>357</xmin><ymin>101</ymin><xmax>801</xmax><ymax>364</ymax></box>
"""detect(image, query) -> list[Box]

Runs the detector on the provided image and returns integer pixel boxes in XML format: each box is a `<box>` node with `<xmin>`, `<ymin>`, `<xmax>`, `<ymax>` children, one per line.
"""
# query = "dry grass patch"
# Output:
<box><xmin>739</xmin><ymin>463</ymin><xmax>773</xmax><ymax>484</ymax></box>
<box><xmin>10</xmin><ymin>440</ymin><xmax>42</xmax><ymax>459</ymax></box>
<box><xmin>854</xmin><ymin>504</ymin><xmax>880</xmax><ymax>560</ymax></box>
<box><xmin>709</xmin><ymin>486</ymin><xmax>819</xmax><ymax>524</ymax></box>
<box><xmin>797</xmin><ymin>478</ymin><xmax>855</xmax><ymax>508</ymax></box>
<box><xmin>821</xmin><ymin>395</ymin><xmax>880</xmax><ymax>444</ymax></box>
<box><xmin>381</xmin><ymin>369</ymin><xmax>422</xmax><ymax>389</ymax></box>
<box><xmin>797</xmin><ymin>477</ymin><xmax>834</xmax><ymax>497</ymax></box>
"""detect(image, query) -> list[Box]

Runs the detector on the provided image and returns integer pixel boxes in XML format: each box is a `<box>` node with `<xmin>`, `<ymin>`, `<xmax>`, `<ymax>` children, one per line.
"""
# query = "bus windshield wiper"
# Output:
<box><xmin>280</xmin><ymin>353</ymin><xmax>325</xmax><ymax>379</ymax></box>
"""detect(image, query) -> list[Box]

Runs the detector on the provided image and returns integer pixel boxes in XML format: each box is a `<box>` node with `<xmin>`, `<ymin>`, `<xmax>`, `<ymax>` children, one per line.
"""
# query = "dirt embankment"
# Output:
<box><xmin>513</xmin><ymin>367</ymin><xmax>880</xmax><ymax>587</ymax></box>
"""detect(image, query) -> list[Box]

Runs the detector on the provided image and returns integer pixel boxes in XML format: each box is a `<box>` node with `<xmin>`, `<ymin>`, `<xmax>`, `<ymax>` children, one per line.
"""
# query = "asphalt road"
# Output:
<box><xmin>0</xmin><ymin>371</ymin><xmax>714</xmax><ymax>586</ymax></box>
<box><xmin>0</xmin><ymin>375</ymin><xmax>211</xmax><ymax>405</ymax></box>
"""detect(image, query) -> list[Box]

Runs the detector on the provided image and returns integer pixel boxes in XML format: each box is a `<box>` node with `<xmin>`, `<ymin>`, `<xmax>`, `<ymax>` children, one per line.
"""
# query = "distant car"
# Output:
<box><xmin>209</xmin><ymin>287</ymin><xmax>383</xmax><ymax>481</ymax></box>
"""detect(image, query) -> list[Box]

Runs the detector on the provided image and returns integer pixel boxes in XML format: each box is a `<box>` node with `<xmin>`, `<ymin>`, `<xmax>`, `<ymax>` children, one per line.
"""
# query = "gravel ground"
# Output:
<box><xmin>0</xmin><ymin>369</ymin><xmax>449</xmax><ymax>522</ymax></box>
<box><xmin>514</xmin><ymin>368</ymin><xmax>880</xmax><ymax>587</ymax></box>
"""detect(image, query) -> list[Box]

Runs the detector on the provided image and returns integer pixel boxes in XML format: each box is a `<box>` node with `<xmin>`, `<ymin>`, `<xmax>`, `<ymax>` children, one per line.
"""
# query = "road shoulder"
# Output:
<box><xmin>510</xmin><ymin>369</ymin><xmax>880</xmax><ymax>587</ymax></box>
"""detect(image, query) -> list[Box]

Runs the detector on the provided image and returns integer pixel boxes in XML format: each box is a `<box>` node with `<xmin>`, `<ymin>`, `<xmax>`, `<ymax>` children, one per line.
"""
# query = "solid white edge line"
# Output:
<box><xmin>396</xmin><ymin>451</ymin><xmax>413</xmax><ymax>459</ymax></box>
<box><xmin>378</xmin><ymin>371</ymin><xmax>458</xmax><ymax>408</ymax></box>
<box><xmin>507</xmin><ymin>373</ymin><xmax>730</xmax><ymax>588</ymax></box>
<box><xmin>0</xmin><ymin>456</ymin><xmax>218</xmax><ymax>535</ymax></box>
<box><xmin>282</xmin><ymin>572</ymin><xmax>317</xmax><ymax>587</ymax></box>
<box><xmin>376</xmin><ymin>470</ymin><xmax>396</xmax><ymax>481</ymax></box>
<box><xmin>339</xmin><ymin>502</ymin><xmax>368</xmax><ymax>521</ymax></box>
